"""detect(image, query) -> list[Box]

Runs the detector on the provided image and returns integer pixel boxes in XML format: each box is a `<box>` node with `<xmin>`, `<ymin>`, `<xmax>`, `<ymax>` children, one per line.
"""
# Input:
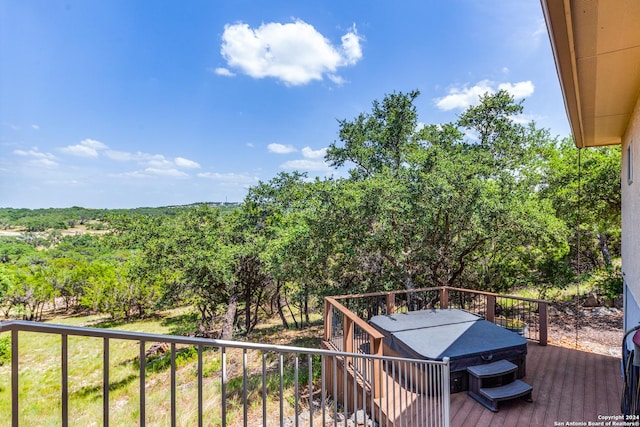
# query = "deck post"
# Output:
<box><xmin>386</xmin><ymin>292</ymin><xmax>395</xmax><ymax>314</ymax></box>
<box><xmin>11</xmin><ymin>328</ymin><xmax>18</xmax><ymax>427</ymax></box>
<box><xmin>440</xmin><ymin>287</ymin><xmax>449</xmax><ymax>309</ymax></box>
<box><xmin>539</xmin><ymin>302</ymin><xmax>548</xmax><ymax>346</ymax></box>
<box><xmin>324</xmin><ymin>299</ymin><xmax>332</xmax><ymax>341</ymax></box>
<box><xmin>486</xmin><ymin>294</ymin><xmax>496</xmax><ymax>322</ymax></box>
<box><xmin>343</xmin><ymin>316</ymin><xmax>354</xmax><ymax>367</ymax></box>
<box><xmin>370</xmin><ymin>336</ymin><xmax>384</xmax><ymax>398</ymax></box>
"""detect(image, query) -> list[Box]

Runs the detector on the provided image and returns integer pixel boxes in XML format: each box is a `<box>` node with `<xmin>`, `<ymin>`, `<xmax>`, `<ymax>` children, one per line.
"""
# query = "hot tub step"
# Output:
<box><xmin>466</xmin><ymin>359</ymin><xmax>517</xmax><ymax>379</ymax></box>
<box><xmin>469</xmin><ymin>380</ymin><xmax>533</xmax><ymax>412</ymax></box>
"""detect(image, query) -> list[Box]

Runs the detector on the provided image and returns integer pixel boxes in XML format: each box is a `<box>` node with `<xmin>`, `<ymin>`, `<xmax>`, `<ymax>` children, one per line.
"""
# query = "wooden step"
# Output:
<box><xmin>469</xmin><ymin>380</ymin><xmax>533</xmax><ymax>412</ymax></box>
<box><xmin>467</xmin><ymin>359</ymin><xmax>518</xmax><ymax>379</ymax></box>
<box><xmin>480</xmin><ymin>379</ymin><xmax>533</xmax><ymax>401</ymax></box>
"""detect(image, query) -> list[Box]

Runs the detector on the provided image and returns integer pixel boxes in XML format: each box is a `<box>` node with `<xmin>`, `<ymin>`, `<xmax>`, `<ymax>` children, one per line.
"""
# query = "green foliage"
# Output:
<box><xmin>0</xmin><ymin>335</ymin><xmax>10</xmax><ymax>366</ymax></box>
<box><xmin>0</xmin><ymin>90</ymin><xmax>621</xmax><ymax>334</ymax></box>
<box><xmin>51</xmin><ymin>233</ymin><xmax>106</xmax><ymax>258</ymax></box>
<box><xmin>143</xmin><ymin>345</ymin><xmax>200</xmax><ymax>374</ymax></box>
<box><xmin>105</xmin><ymin>206</ymin><xmax>240</xmax><ymax>332</ymax></box>
<box><xmin>318</xmin><ymin>90</ymin><xmax>573</xmax><ymax>295</ymax></box>
<box><xmin>539</xmin><ymin>139</ymin><xmax>621</xmax><ymax>271</ymax></box>
<box><xmin>202</xmin><ymin>353</ymin><xmax>223</xmax><ymax>377</ymax></box>
<box><xmin>326</xmin><ymin>89</ymin><xmax>421</xmax><ymax>179</ymax></box>
<box><xmin>584</xmin><ymin>266</ymin><xmax>623</xmax><ymax>299</ymax></box>
<box><xmin>0</xmin><ymin>237</ymin><xmax>37</xmax><ymax>262</ymax></box>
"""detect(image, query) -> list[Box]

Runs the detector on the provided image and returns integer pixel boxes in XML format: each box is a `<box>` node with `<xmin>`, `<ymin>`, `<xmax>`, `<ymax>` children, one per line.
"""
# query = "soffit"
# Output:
<box><xmin>542</xmin><ymin>0</ymin><xmax>640</xmax><ymax>148</ymax></box>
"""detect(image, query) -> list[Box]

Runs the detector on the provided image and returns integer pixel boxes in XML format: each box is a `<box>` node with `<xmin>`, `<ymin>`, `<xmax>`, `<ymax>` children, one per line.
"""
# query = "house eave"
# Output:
<box><xmin>540</xmin><ymin>0</ymin><xmax>640</xmax><ymax>148</ymax></box>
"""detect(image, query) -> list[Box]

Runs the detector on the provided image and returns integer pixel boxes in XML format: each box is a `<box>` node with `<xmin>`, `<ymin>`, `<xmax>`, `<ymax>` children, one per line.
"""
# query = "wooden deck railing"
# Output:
<box><xmin>322</xmin><ymin>298</ymin><xmax>452</xmax><ymax>426</ymax></box>
<box><xmin>326</xmin><ymin>286</ymin><xmax>548</xmax><ymax>345</ymax></box>
<box><xmin>324</xmin><ymin>297</ymin><xmax>386</xmax><ymax>398</ymax></box>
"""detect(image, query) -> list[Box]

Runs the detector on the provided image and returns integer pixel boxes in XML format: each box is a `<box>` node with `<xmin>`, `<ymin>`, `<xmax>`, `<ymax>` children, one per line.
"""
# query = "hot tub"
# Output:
<box><xmin>369</xmin><ymin>309</ymin><xmax>527</xmax><ymax>393</ymax></box>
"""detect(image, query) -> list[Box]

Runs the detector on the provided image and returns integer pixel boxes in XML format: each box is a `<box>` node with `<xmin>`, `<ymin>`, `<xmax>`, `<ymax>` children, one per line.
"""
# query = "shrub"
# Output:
<box><xmin>0</xmin><ymin>335</ymin><xmax>10</xmax><ymax>366</ymax></box>
<box><xmin>585</xmin><ymin>266</ymin><xmax>623</xmax><ymax>299</ymax></box>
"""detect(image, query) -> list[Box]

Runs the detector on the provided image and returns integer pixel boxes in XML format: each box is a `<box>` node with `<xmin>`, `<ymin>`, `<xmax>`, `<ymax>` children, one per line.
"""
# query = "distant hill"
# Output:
<box><xmin>0</xmin><ymin>203</ymin><xmax>241</xmax><ymax>232</ymax></box>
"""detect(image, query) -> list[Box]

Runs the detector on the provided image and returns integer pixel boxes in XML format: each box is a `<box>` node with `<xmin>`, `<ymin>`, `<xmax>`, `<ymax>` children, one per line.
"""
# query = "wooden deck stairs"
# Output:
<box><xmin>466</xmin><ymin>360</ymin><xmax>533</xmax><ymax>412</ymax></box>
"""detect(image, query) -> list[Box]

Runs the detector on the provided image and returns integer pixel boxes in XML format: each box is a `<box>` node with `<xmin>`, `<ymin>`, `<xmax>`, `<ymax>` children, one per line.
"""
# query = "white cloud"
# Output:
<box><xmin>246</xmin><ymin>143</ymin><xmax>255</xmax><ymax>148</ymax></box>
<box><xmin>82</xmin><ymin>139</ymin><xmax>108</xmax><ymax>149</ymax></box>
<box><xmin>214</xmin><ymin>67</ymin><xmax>235</xmax><ymax>77</ymax></box>
<box><xmin>268</xmin><ymin>143</ymin><xmax>297</xmax><ymax>154</ymax></box>
<box><xmin>498</xmin><ymin>81</ymin><xmax>535</xmax><ymax>99</ymax></box>
<box><xmin>511</xmin><ymin>113</ymin><xmax>541</xmax><ymax>125</ymax></box>
<box><xmin>280</xmin><ymin>159</ymin><xmax>332</xmax><ymax>172</ymax></box>
<box><xmin>83</xmin><ymin>146</ymin><xmax>204</xmax><ymax>180</ymax></box>
<box><xmin>13</xmin><ymin>147</ymin><xmax>56</xmax><ymax>160</ymax></box>
<box><xmin>2</xmin><ymin>122</ymin><xmax>20</xmax><ymax>131</ymax></box>
<box><xmin>435</xmin><ymin>80</ymin><xmax>535</xmax><ymax>111</ymax></box>
<box><xmin>340</xmin><ymin>26</ymin><xmax>363</xmax><ymax>65</ymax></box>
<box><xmin>31</xmin><ymin>124</ymin><xmax>40</xmax><ymax>130</ymax></box>
<box><xmin>104</xmin><ymin>150</ymin><xmax>139</xmax><ymax>161</ymax></box>
<box><xmin>60</xmin><ymin>138</ymin><xmax>108</xmax><ymax>158</ymax></box>
<box><xmin>301</xmin><ymin>146</ymin><xmax>327</xmax><ymax>159</ymax></box>
<box><xmin>219</xmin><ymin>19</ymin><xmax>363</xmax><ymax>86</ymax></box>
<box><xmin>106</xmin><ymin>150</ymin><xmax>201</xmax><ymax>173</ymax></box>
<box><xmin>115</xmin><ymin>171</ymin><xmax>148</xmax><ymax>179</ymax></box>
<box><xmin>30</xmin><ymin>158</ymin><xmax>58</xmax><ymax>168</ymax></box>
<box><xmin>435</xmin><ymin>80</ymin><xmax>494</xmax><ymax>111</ymax></box>
<box><xmin>175</xmin><ymin>157</ymin><xmax>201</xmax><ymax>169</ymax></box>
<box><xmin>144</xmin><ymin>167</ymin><xmax>188</xmax><ymax>178</ymax></box>
<box><xmin>276</xmin><ymin>146</ymin><xmax>330</xmax><ymax>171</ymax></box>
<box><xmin>36</xmin><ymin>140</ymin><xmax>203</xmax><ymax>180</ymax></box>
<box><xmin>12</xmin><ymin>147</ymin><xmax>59</xmax><ymax>169</ymax></box>
<box><xmin>147</xmin><ymin>156</ymin><xmax>174</xmax><ymax>169</ymax></box>
<box><xmin>42</xmin><ymin>179</ymin><xmax>81</xmax><ymax>186</ymax></box>
<box><xmin>327</xmin><ymin>74</ymin><xmax>345</xmax><ymax>85</ymax></box>
<box><xmin>104</xmin><ymin>150</ymin><xmax>158</xmax><ymax>163</ymax></box>
<box><xmin>532</xmin><ymin>18</ymin><xmax>547</xmax><ymax>42</ymax></box>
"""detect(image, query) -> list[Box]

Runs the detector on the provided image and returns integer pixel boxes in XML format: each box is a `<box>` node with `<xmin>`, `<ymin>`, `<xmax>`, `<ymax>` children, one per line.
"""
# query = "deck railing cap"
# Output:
<box><xmin>0</xmin><ymin>319</ymin><xmax>450</xmax><ymax>365</ymax></box>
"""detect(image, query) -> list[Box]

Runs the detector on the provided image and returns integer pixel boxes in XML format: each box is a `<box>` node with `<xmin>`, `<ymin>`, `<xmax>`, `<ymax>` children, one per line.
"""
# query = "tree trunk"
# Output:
<box><xmin>250</xmin><ymin>286</ymin><xmax>264</xmax><ymax>333</ymax></box>
<box><xmin>197</xmin><ymin>304</ymin><xmax>208</xmax><ymax>324</ymax></box>
<box><xmin>283</xmin><ymin>286</ymin><xmax>299</xmax><ymax>329</ymax></box>
<box><xmin>304</xmin><ymin>286</ymin><xmax>310</xmax><ymax>327</ymax></box>
<box><xmin>275</xmin><ymin>280</ymin><xmax>289</xmax><ymax>329</ymax></box>
<box><xmin>403</xmin><ymin>272</ymin><xmax>417</xmax><ymax>311</ymax></box>
<box><xmin>245</xmin><ymin>295</ymin><xmax>251</xmax><ymax>335</ymax></box>
<box><xmin>598</xmin><ymin>232</ymin><xmax>613</xmax><ymax>269</ymax></box>
<box><xmin>220</xmin><ymin>288</ymin><xmax>238</xmax><ymax>340</ymax></box>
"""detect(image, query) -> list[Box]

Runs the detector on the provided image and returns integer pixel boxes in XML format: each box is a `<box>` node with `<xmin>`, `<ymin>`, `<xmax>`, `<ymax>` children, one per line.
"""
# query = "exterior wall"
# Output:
<box><xmin>622</xmin><ymin>93</ymin><xmax>640</xmax><ymax>334</ymax></box>
<box><xmin>625</xmin><ymin>286</ymin><xmax>640</xmax><ymax>337</ymax></box>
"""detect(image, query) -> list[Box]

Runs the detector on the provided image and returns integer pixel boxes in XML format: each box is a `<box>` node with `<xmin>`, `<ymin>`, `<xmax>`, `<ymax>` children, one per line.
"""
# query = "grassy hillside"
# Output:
<box><xmin>0</xmin><ymin>309</ymin><xmax>323</xmax><ymax>426</ymax></box>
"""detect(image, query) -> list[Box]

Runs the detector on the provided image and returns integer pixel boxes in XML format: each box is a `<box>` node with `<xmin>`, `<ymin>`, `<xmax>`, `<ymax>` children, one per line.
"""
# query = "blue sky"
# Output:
<box><xmin>0</xmin><ymin>0</ymin><xmax>569</xmax><ymax>209</ymax></box>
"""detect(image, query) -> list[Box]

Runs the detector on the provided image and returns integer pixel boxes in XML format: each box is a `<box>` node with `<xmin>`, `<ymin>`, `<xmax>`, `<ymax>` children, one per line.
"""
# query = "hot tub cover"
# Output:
<box><xmin>369</xmin><ymin>309</ymin><xmax>527</xmax><ymax>372</ymax></box>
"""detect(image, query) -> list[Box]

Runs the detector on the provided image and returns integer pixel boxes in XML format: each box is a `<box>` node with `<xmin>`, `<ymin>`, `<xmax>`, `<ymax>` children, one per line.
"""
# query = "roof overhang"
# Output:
<box><xmin>540</xmin><ymin>0</ymin><xmax>640</xmax><ymax>148</ymax></box>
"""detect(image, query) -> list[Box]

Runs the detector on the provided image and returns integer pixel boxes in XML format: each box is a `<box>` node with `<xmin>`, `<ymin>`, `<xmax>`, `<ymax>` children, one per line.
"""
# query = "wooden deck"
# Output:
<box><xmin>450</xmin><ymin>342</ymin><xmax>624</xmax><ymax>427</ymax></box>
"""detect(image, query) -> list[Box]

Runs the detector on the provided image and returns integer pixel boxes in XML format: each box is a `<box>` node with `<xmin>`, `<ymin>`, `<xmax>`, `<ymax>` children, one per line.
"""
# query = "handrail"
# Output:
<box><xmin>324</xmin><ymin>285</ymin><xmax>548</xmax><ymax>345</ymax></box>
<box><xmin>448</xmin><ymin>286</ymin><xmax>547</xmax><ymax>304</ymax></box>
<box><xmin>0</xmin><ymin>319</ymin><xmax>436</xmax><ymax>365</ymax></box>
<box><xmin>329</xmin><ymin>286</ymin><xmax>441</xmax><ymax>300</ymax></box>
<box><xmin>324</xmin><ymin>297</ymin><xmax>385</xmax><ymax>341</ymax></box>
<box><xmin>330</xmin><ymin>286</ymin><xmax>547</xmax><ymax>305</ymax></box>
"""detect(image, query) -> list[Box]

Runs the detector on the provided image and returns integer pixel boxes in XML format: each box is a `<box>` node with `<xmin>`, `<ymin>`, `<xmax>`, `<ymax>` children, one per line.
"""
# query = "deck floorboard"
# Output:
<box><xmin>450</xmin><ymin>343</ymin><xmax>623</xmax><ymax>427</ymax></box>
